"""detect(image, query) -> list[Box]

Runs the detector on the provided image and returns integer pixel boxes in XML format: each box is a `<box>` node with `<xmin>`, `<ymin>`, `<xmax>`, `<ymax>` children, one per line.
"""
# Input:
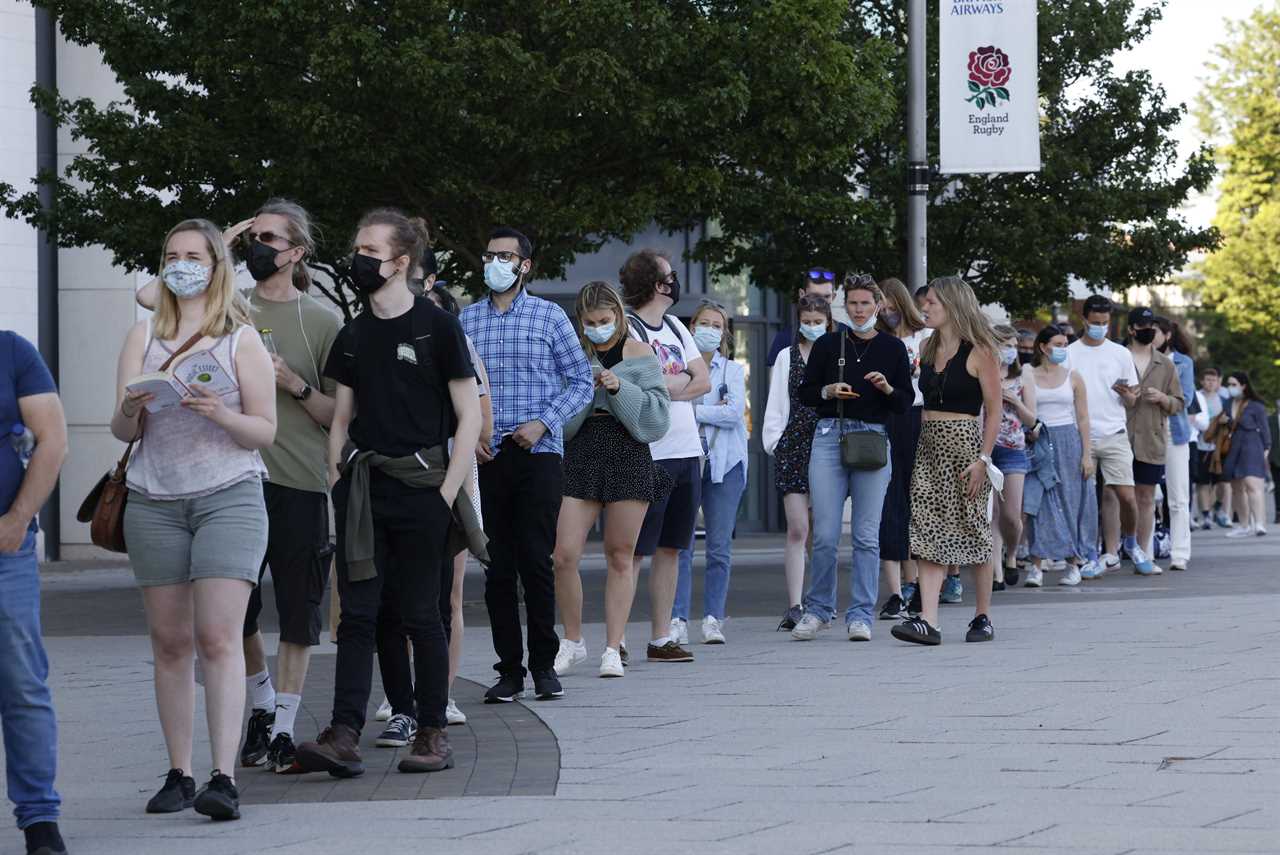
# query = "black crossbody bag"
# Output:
<box><xmin>837</xmin><ymin>332</ymin><xmax>889</xmax><ymax>470</ymax></box>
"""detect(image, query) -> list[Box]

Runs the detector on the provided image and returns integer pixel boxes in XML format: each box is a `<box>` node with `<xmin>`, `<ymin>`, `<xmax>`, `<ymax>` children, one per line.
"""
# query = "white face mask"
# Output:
<box><xmin>693</xmin><ymin>326</ymin><xmax>723</xmax><ymax>353</ymax></box>
<box><xmin>850</xmin><ymin>315</ymin><xmax>877</xmax><ymax>334</ymax></box>
<box><xmin>484</xmin><ymin>259</ymin><xmax>519</xmax><ymax>293</ymax></box>
<box><xmin>161</xmin><ymin>260</ymin><xmax>212</xmax><ymax>298</ymax></box>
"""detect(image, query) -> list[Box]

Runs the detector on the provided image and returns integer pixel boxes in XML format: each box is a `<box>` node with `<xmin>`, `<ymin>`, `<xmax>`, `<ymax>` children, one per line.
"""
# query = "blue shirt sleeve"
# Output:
<box><xmin>9</xmin><ymin>333</ymin><xmax>56</xmax><ymax>399</ymax></box>
<box><xmin>537</xmin><ymin>306</ymin><xmax>594</xmax><ymax>433</ymax></box>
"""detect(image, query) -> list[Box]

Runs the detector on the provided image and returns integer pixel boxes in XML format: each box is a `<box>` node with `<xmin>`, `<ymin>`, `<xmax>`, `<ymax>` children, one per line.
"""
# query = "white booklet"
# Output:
<box><xmin>126</xmin><ymin>348</ymin><xmax>238</xmax><ymax>413</ymax></box>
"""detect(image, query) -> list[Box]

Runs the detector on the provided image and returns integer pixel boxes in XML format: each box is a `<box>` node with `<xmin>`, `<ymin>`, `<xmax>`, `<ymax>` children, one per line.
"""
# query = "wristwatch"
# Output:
<box><xmin>292</xmin><ymin>382</ymin><xmax>313</xmax><ymax>401</ymax></box>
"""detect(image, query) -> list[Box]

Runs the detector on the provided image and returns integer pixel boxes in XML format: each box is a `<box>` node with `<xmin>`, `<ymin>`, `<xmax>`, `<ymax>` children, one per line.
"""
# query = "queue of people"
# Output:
<box><xmin>3</xmin><ymin>199</ymin><xmax>1271</xmax><ymax>850</ymax></box>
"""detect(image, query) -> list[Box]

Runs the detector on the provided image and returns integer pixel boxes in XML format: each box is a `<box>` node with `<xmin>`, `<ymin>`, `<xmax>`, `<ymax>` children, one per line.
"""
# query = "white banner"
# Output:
<box><xmin>939</xmin><ymin>0</ymin><xmax>1040</xmax><ymax>174</ymax></box>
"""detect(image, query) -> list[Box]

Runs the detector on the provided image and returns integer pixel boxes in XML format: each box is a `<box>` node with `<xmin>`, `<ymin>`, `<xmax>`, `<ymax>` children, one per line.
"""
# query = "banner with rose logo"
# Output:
<box><xmin>939</xmin><ymin>0</ymin><xmax>1040</xmax><ymax>174</ymax></box>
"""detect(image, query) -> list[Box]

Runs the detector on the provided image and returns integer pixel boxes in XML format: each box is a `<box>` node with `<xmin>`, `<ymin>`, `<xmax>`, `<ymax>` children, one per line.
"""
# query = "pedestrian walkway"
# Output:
<box><xmin>7</xmin><ymin>525</ymin><xmax>1278</xmax><ymax>854</ymax></box>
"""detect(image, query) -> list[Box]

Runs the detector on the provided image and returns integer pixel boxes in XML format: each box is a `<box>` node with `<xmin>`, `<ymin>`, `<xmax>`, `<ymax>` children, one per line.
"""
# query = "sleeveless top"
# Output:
<box><xmin>1036</xmin><ymin>373</ymin><xmax>1076</xmax><ymax>428</ymax></box>
<box><xmin>599</xmin><ymin>337</ymin><xmax>627</xmax><ymax>369</ymax></box>
<box><xmin>127</xmin><ymin>323</ymin><xmax>267</xmax><ymax>500</ymax></box>
<box><xmin>919</xmin><ymin>341</ymin><xmax>982</xmax><ymax>415</ymax></box>
<box><xmin>997</xmin><ymin>375</ymin><xmax>1025</xmax><ymax>449</ymax></box>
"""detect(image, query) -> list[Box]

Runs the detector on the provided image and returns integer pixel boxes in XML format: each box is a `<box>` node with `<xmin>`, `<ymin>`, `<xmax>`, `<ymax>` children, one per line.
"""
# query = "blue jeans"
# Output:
<box><xmin>803</xmin><ymin>420</ymin><xmax>893</xmax><ymax>626</ymax></box>
<box><xmin>0</xmin><ymin>530</ymin><xmax>60</xmax><ymax>828</ymax></box>
<box><xmin>675</xmin><ymin>462</ymin><xmax>747</xmax><ymax>621</ymax></box>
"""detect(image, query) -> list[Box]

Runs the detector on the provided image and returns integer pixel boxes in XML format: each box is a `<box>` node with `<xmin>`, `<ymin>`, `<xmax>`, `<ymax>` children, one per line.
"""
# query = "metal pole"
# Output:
<box><xmin>906</xmin><ymin>0</ymin><xmax>928</xmax><ymax>292</ymax></box>
<box><xmin>34</xmin><ymin>7</ymin><xmax>60</xmax><ymax>561</ymax></box>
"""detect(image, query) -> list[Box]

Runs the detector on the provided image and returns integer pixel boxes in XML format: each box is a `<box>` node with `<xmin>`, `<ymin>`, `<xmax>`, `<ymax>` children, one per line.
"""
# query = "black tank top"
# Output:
<box><xmin>598</xmin><ymin>337</ymin><xmax>627</xmax><ymax>369</ymax></box>
<box><xmin>919</xmin><ymin>340</ymin><xmax>983</xmax><ymax>415</ymax></box>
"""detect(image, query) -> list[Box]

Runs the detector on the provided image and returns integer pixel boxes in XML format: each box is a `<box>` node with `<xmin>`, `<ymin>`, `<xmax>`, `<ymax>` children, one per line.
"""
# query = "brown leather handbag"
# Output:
<box><xmin>76</xmin><ymin>331</ymin><xmax>205</xmax><ymax>552</ymax></box>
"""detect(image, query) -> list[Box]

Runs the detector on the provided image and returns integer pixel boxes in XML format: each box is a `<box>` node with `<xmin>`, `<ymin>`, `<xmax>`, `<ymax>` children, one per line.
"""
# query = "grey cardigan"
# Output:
<box><xmin>564</xmin><ymin>354</ymin><xmax>671</xmax><ymax>444</ymax></box>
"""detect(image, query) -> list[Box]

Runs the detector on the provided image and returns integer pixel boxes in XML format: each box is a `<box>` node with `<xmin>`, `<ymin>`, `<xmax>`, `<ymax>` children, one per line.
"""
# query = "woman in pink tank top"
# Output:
<box><xmin>110</xmin><ymin>219</ymin><xmax>276</xmax><ymax>821</ymax></box>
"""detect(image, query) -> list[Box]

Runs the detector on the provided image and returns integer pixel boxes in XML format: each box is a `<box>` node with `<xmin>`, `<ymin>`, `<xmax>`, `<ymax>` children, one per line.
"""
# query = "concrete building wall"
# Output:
<box><xmin>0</xmin><ymin>1</ymin><xmax>38</xmax><ymax>341</ymax></box>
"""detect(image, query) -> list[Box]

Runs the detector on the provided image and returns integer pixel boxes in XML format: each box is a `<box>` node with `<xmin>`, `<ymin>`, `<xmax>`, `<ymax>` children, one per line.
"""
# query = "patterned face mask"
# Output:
<box><xmin>161</xmin><ymin>260</ymin><xmax>212</xmax><ymax>298</ymax></box>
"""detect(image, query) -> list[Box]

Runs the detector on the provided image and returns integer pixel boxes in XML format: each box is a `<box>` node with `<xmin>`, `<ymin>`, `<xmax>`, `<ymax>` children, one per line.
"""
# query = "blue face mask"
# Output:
<box><xmin>1086</xmin><ymin>323</ymin><xmax>1109</xmax><ymax>341</ymax></box>
<box><xmin>161</xmin><ymin>260</ymin><xmax>212</xmax><ymax>298</ymax></box>
<box><xmin>1227</xmin><ymin>385</ymin><xmax>1243</xmax><ymax>398</ymax></box>
<box><xmin>799</xmin><ymin>323</ymin><xmax>827</xmax><ymax>342</ymax></box>
<box><xmin>850</xmin><ymin>315</ymin><xmax>878</xmax><ymax>334</ymax></box>
<box><xmin>1048</xmin><ymin>346</ymin><xmax>1069</xmax><ymax>365</ymax></box>
<box><xmin>999</xmin><ymin>347</ymin><xmax>1018</xmax><ymax>367</ymax></box>
<box><xmin>693</xmin><ymin>326</ymin><xmax>723</xmax><ymax>353</ymax></box>
<box><xmin>584</xmin><ymin>322</ymin><xmax>615</xmax><ymax>345</ymax></box>
<box><xmin>484</xmin><ymin>259</ymin><xmax>519</xmax><ymax>293</ymax></box>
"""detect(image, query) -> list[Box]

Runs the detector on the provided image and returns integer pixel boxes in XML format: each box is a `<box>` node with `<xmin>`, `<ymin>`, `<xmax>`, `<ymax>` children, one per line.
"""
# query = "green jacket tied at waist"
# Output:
<box><xmin>338</xmin><ymin>441</ymin><xmax>488</xmax><ymax>581</ymax></box>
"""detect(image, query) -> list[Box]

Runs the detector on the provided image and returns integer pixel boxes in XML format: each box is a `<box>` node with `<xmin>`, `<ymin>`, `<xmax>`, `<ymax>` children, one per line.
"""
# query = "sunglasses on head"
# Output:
<box><xmin>844</xmin><ymin>273</ymin><xmax>875</xmax><ymax>289</ymax></box>
<box><xmin>806</xmin><ymin>269</ymin><xmax>835</xmax><ymax>282</ymax></box>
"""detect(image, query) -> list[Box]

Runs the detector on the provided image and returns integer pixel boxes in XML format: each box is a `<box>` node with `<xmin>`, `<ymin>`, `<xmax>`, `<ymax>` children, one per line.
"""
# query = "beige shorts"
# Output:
<box><xmin>1091</xmin><ymin>430</ymin><xmax>1135</xmax><ymax>487</ymax></box>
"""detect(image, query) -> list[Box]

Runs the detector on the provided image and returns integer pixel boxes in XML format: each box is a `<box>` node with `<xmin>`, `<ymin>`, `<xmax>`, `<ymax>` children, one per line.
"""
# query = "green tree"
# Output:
<box><xmin>824</xmin><ymin>0</ymin><xmax>1218</xmax><ymax>315</ymax></box>
<box><xmin>1</xmin><ymin>0</ymin><xmax>895</xmax><ymax>314</ymax></box>
<box><xmin>1196</xmin><ymin>3</ymin><xmax>1280</xmax><ymax>391</ymax></box>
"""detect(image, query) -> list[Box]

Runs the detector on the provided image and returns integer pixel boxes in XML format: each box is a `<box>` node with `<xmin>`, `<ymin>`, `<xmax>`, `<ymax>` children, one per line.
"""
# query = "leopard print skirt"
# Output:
<box><xmin>909</xmin><ymin>418</ymin><xmax>992</xmax><ymax>565</ymax></box>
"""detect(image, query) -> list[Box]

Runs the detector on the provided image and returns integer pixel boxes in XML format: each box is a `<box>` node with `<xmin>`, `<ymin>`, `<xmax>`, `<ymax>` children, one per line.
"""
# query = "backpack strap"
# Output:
<box><xmin>625</xmin><ymin>311</ymin><xmax>649</xmax><ymax>344</ymax></box>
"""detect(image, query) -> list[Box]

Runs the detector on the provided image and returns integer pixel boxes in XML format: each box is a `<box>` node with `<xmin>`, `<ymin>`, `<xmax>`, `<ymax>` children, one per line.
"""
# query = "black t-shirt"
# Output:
<box><xmin>324</xmin><ymin>298</ymin><xmax>475</xmax><ymax>457</ymax></box>
<box><xmin>798</xmin><ymin>330</ymin><xmax>913</xmax><ymax>422</ymax></box>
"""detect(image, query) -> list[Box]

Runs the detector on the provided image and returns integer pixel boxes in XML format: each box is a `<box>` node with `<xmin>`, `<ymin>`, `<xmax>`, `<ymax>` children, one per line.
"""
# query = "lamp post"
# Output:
<box><xmin>906</xmin><ymin>0</ymin><xmax>928</xmax><ymax>292</ymax></box>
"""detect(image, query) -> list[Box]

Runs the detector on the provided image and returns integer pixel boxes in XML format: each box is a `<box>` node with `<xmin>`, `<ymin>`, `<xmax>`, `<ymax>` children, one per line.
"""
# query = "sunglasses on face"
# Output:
<box><xmin>248</xmin><ymin>231</ymin><xmax>294</xmax><ymax>248</ymax></box>
<box><xmin>807</xmin><ymin>269</ymin><xmax>835</xmax><ymax>282</ymax></box>
<box><xmin>661</xmin><ymin>270</ymin><xmax>680</xmax><ymax>287</ymax></box>
<box><xmin>481</xmin><ymin>250</ymin><xmax>524</xmax><ymax>264</ymax></box>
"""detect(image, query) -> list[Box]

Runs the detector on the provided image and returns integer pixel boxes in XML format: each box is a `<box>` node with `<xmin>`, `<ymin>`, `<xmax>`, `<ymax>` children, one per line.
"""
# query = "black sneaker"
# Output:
<box><xmin>484</xmin><ymin>673</ymin><xmax>524</xmax><ymax>704</ymax></box>
<box><xmin>906</xmin><ymin>584</ymin><xmax>923</xmax><ymax>618</ymax></box>
<box><xmin>22</xmin><ymin>822</ymin><xmax>66</xmax><ymax>855</ymax></box>
<box><xmin>777</xmin><ymin>604</ymin><xmax>803</xmax><ymax>631</ymax></box>
<box><xmin>891</xmin><ymin>616</ymin><xmax>942</xmax><ymax>646</ymax></box>
<box><xmin>239</xmin><ymin>708</ymin><xmax>274</xmax><ymax>768</ymax></box>
<box><xmin>992</xmin><ymin>579</ymin><xmax>1006</xmax><ymax>592</ymax></box>
<box><xmin>878</xmin><ymin>594</ymin><xmax>905</xmax><ymax>620</ymax></box>
<box><xmin>375</xmin><ymin>713</ymin><xmax>418</xmax><ymax>748</ymax></box>
<box><xmin>268</xmin><ymin>732</ymin><xmax>302</xmax><ymax>774</ymax></box>
<box><xmin>145</xmin><ymin>768</ymin><xmax>195</xmax><ymax>813</ymax></box>
<box><xmin>532</xmin><ymin>669</ymin><xmax>564</xmax><ymax>700</ymax></box>
<box><xmin>192</xmin><ymin>770</ymin><xmax>240</xmax><ymax>821</ymax></box>
<box><xmin>965</xmin><ymin>614</ymin><xmax>994</xmax><ymax>643</ymax></box>
<box><xmin>1004</xmin><ymin>565</ymin><xmax>1020</xmax><ymax>586</ymax></box>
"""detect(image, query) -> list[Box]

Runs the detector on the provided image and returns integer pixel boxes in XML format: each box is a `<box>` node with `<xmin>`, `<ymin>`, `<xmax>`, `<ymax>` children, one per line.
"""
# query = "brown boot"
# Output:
<box><xmin>296</xmin><ymin>725</ymin><xmax>364</xmax><ymax>778</ymax></box>
<box><xmin>397</xmin><ymin>726</ymin><xmax>454</xmax><ymax>773</ymax></box>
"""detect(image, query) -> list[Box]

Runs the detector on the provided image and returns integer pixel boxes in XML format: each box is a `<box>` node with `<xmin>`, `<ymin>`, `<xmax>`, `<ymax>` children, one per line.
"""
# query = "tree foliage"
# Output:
<box><xmin>0</xmin><ymin>0</ymin><xmax>895</xmax><ymax>312</ymax></box>
<box><xmin>1196</xmin><ymin>2</ymin><xmax>1280</xmax><ymax>390</ymax></box>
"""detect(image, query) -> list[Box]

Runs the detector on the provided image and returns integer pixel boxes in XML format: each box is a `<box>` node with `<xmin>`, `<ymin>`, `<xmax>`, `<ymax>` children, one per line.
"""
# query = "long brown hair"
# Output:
<box><xmin>920</xmin><ymin>276</ymin><xmax>998</xmax><ymax>363</ymax></box>
<box><xmin>153</xmin><ymin>219</ymin><xmax>251</xmax><ymax>340</ymax></box>
<box><xmin>877</xmin><ymin>277</ymin><xmax>926</xmax><ymax>335</ymax></box>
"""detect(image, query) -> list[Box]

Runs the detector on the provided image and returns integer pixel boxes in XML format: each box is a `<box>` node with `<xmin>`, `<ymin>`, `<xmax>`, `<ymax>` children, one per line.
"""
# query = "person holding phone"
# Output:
<box><xmin>793</xmin><ymin>275</ymin><xmax>912</xmax><ymax>642</ymax></box>
<box><xmin>672</xmin><ymin>301</ymin><xmax>748</xmax><ymax>646</ymax></box>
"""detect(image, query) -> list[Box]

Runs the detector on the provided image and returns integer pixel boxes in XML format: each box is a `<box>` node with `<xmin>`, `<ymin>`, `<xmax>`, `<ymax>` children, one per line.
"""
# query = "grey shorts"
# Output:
<box><xmin>125</xmin><ymin>478</ymin><xmax>268</xmax><ymax>587</ymax></box>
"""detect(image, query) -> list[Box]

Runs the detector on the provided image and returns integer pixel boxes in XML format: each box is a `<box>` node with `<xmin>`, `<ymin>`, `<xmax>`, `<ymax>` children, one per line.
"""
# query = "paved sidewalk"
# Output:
<box><xmin>5</xmin><ymin>526</ymin><xmax>1278</xmax><ymax>854</ymax></box>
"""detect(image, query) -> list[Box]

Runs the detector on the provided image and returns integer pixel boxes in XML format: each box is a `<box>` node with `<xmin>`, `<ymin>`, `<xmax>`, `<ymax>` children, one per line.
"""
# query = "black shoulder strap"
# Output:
<box><xmin>625</xmin><ymin>311</ymin><xmax>649</xmax><ymax>344</ymax></box>
<box><xmin>663</xmin><ymin>315</ymin><xmax>681</xmax><ymax>341</ymax></box>
<box><xmin>411</xmin><ymin>297</ymin><xmax>454</xmax><ymax>444</ymax></box>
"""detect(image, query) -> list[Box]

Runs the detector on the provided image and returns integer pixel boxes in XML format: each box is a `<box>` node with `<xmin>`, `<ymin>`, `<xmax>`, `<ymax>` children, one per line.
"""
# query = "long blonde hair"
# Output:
<box><xmin>575</xmin><ymin>280</ymin><xmax>627</xmax><ymax>354</ymax></box>
<box><xmin>153</xmin><ymin>219</ymin><xmax>251</xmax><ymax>340</ymax></box>
<box><xmin>920</xmin><ymin>276</ymin><xmax>998</xmax><ymax>363</ymax></box>
<box><xmin>878</xmin><ymin>277</ymin><xmax>926</xmax><ymax>335</ymax></box>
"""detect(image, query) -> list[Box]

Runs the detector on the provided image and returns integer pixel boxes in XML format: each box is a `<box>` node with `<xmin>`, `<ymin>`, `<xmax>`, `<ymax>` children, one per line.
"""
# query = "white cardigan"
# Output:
<box><xmin>762</xmin><ymin>345</ymin><xmax>798</xmax><ymax>456</ymax></box>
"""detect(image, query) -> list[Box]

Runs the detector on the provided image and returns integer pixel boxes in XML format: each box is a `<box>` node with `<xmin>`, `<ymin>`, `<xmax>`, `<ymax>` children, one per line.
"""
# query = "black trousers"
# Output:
<box><xmin>243</xmin><ymin>482</ymin><xmax>330</xmax><ymax>646</ymax></box>
<box><xmin>478</xmin><ymin>440</ymin><xmax>563</xmax><ymax>678</ymax></box>
<box><xmin>377</xmin><ymin>557</ymin><xmax>454</xmax><ymax>719</ymax></box>
<box><xmin>331</xmin><ymin>473</ymin><xmax>452</xmax><ymax>731</ymax></box>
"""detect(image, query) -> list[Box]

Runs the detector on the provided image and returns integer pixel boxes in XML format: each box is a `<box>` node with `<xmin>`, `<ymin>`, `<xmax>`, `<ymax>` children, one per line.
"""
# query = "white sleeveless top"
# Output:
<box><xmin>1036</xmin><ymin>372</ymin><xmax>1076</xmax><ymax>428</ymax></box>
<box><xmin>127</xmin><ymin>323</ymin><xmax>267</xmax><ymax>500</ymax></box>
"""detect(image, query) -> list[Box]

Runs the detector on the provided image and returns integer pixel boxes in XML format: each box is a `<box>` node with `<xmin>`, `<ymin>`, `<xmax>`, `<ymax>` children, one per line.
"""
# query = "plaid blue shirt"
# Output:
<box><xmin>461</xmin><ymin>289</ymin><xmax>593</xmax><ymax>457</ymax></box>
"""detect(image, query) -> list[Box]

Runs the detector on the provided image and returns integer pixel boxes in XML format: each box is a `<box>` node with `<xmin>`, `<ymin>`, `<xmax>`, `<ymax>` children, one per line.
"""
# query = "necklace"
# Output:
<box><xmin>847</xmin><ymin>331</ymin><xmax>874</xmax><ymax>363</ymax></box>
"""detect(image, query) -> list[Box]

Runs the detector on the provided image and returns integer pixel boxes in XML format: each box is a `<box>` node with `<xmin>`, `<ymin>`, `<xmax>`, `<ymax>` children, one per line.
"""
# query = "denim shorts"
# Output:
<box><xmin>125</xmin><ymin>477</ymin><xmax>268</xmax><ymax>587</ymax></box>
<box><xmin>992</xmin><ymin>444</ymin><xmax>1029</xmax><ymax>474</ymax></box>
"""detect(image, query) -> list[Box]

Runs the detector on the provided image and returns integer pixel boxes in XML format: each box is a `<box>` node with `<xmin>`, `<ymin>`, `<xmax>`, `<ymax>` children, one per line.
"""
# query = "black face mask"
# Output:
<box><xmin>246</xmin><ymin>241</ymin><xmax>285</xmax><ymax>282</ymax></box>
<box><xmin>350</xmin><ymin>253</ymin><xmax>391</xmax><ymax>294</ymax></box>
<box><xmin>1017</xmin><ymin>351</ymin><xmax>1034</xmax><ymax>365</ymax></box>
<box><xmin>659</xmin><ymin>272</ymin><xmax>681</xmax><ymax>302</ymax></box>
<box><xmin>1134</xmin><ymin>328</ymin><xmax>1156</xmax><ymax>345</ymax></box>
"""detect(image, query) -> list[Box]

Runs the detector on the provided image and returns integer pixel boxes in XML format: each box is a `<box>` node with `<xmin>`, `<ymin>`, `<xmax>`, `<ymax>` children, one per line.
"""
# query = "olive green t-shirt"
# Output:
<box><xmin>242</xmin><ymin>289</ymin><xmax>342</xmax><ymax>494</ymax></box>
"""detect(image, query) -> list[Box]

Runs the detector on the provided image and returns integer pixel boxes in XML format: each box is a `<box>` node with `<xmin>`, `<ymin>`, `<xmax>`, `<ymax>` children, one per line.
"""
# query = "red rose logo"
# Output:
<box><xmin>965</xmin><ymin>46</ymin><xmax>1012</xmax><ymax>111</ymax></box>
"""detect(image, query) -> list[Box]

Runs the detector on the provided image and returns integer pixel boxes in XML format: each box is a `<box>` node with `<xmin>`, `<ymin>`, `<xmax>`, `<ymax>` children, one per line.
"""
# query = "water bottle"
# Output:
<box><xmin>9</xmin><ymin>424</ymin><xmax>35</xmax><ymax>470</ymax></box>
<box><xmin>260</xmin><ymin>328</ymin><xmax>277</xmax><ymax>354</ymax></box>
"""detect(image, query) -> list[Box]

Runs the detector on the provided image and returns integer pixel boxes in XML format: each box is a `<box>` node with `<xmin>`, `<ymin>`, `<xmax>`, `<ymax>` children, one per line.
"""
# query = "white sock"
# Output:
<box><xmin>270</xmin><ymin>693</ymin><xmax>301</xmax><ymax>740</ymax></box>
<box><xmin>651</xmin><ymin>635</ymin><xmax>671</xmax><ymax>647</ymax></box>
<box><xmin>247</xmin><ymin>669</ymin><xmax>275</xmax><ymax>712</ymax></box>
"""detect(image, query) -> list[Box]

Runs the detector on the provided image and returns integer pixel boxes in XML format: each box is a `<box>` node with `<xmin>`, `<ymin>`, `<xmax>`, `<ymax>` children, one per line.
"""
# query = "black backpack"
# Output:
<box><xmin>625</xmin><ymin>311</ymin><xmax>683</xmax><ymax>345</ymax></box>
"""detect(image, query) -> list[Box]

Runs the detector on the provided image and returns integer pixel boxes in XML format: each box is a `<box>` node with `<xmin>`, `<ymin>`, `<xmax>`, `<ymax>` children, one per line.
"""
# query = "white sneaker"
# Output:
<box><xmin>846</xmin><ymin>620</ymin><xmax>871</xmax><ymax>642</ymax></box>
<box><xmin>374</xmin><ymin>697</ymin><xmax>392</xmax><ymax>722</ymax></box>
<box><xmin>669</xmin><ymin>618</ymin><xmax>689</xmax><ymax>646</ymax></box>
<box><xmin>701</xmin><ymin>616</ymin><xmax>726</xmax><ymax>644</ymax></box>
<box><xmin>1101</xmin><ymin>553</ymin><xmax>1121</xmax><ymax>572</ymax></box>
<box><xmin>1078</xmin><ymin>560</ymin><xmax>1104</xmax><ymax>580</ymax></box>
<box><xmin>1256</xmin><ymin>525</ymin><xmax>1268</xmax><ymax>536</ymax></box>
<box><xmin>445</xmin><ymin>698</ymin><xmax>467</xmax><ymax>726</ymax></box>
<box><xmin>1024</xmin><ymin>565</ymin><xmax>1043</xmax><ymax>587</ymax></box>
<box><xmin>1049</xmin><ymin>559</ymin><xmax>1067</xmax><ymax>571</ymax></box>
<box><xmin>790</xmin><ymin>613</ymin><xmax>831</xmax><ymax>641</ymax></box>
<box><xmin>554</xmin><ymin>638</ymin><xmax>588</xmax><ymax>676</ymax></box>
<box><xmin>1058</xmin><ymin>565</ymin><xmax>1082</xmax><ymax>586</ymax></box>
<box><xmin>1226</xmin><ymin>525</ymin><xmax>1253</xmax><ymax>539</ymax></box>
<box><xmin>599</xmin><ymin>647</ymin><xmax>624</xmax><ymax>678</ymax></box>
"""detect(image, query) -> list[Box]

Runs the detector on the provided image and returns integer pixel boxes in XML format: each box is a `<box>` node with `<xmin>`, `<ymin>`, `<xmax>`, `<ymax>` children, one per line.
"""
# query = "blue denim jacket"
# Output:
<box><xmin>1022</xmin><ymin>430</ymin><xmax>1059</xmax><ymax>518</ymax></box>
<box><xmin>1169</xmin><ymin>351</ymin><xmax>1195</xmax><ymax>446</ymax></box>
<box><xmin>695</xmin><ymin>353</ymin><xmax>749</xmax><ymax>484</ymax></box>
